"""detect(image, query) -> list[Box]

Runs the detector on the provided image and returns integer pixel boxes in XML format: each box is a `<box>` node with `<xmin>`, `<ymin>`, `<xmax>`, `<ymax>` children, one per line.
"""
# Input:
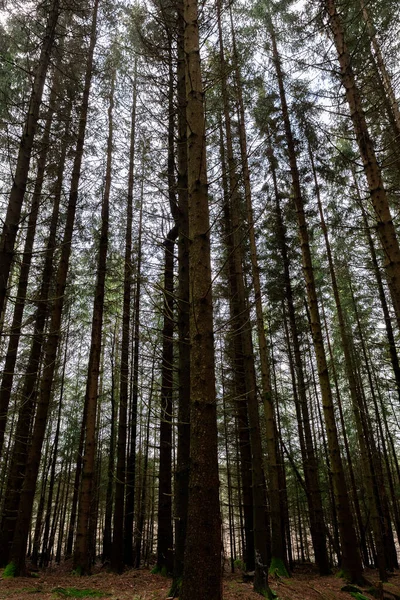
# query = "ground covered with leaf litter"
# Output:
<box><xmin>0</xmin><ymin>563</ymin><xmax>399</xmax><ymax>600</ymax></box>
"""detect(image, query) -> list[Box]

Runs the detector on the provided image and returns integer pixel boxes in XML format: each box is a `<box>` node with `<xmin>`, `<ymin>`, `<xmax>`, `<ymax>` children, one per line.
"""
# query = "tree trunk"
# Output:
<box><xmin>8</xmin><ymin>1</ymin><xmax>98</xmax><ymax>574</ymax></box>
<box><xmin>74</xmin><ymin>60</ymin><xmax>113</xmax><ymax>575</ymax></box>
<box><xmin>222</xmin><ymin>1</ymin><xmax>287</xmax><ymax>578</ymax></box>
<box><xmin>0</xmin><ymin>0</ymin><xmax>60</xmax><ymax>323</ymax></box>
<box><xmin>309</xmin><ymin>145</ymin><xmax>387</xmax><ymax>580</ymax></box>
<box><xmin>180</xmin><ymin>1</ymin><xmax>222</xmax><ymax>597</ymax></box>
<box><xmin>0</xmin><ymin>104</ymin><xmax>70</xmax><ymax>568</ymax></box>
<box><xmin>267</xmin><ymin>136</ymin><xmax>330</xmax><ymax>574</ymax></box>
<box><xmin>111</xmin><ymin>66</ymin><xmax>137</xmax><ymax>574</ymax></box>
<box><xmin>124</xmin><ymin>149</ymin><xmax>144</xmax><ymax>567</ymax></box>
<box><xmin>172</xmin><ymin>1</ymin><xmax>191</xmax><ymax>591</ymax></box>
<box><xmin>102</xmin><ymin>324</ymin><xmax>118</xmax><ymax>562</ymax></box>
<box><xmin>156</xmin><ymin>41</ymin><xmax>178</xmax><ymax>574</ymax></box>
<box><xmin>268</xmin><ymin>16</ymin><xmax>364</xmax><ymax>583</ymax></box>
<box><xmin>325</xmin><ymin>0</ymin><xmax>400</xmax><ymax>329</ymax></box>
<box><xmin>0</xmin><ymin>68</ymin><xmax>62</xmax><ymax>458</ymax></box>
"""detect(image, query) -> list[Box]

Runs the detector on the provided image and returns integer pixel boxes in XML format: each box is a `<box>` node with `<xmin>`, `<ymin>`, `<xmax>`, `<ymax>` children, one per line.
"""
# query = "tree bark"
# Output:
<box><xmin>111</xmin><ymin>66</ymin><xmax>137</xmax><ymax>574</ymax></box>
<box><xmin>0</xmin><ymin>0</ymin><xmax>61</xmax><ymax>324</ymax></box>
<box><xmin>172</xmin><ymin>1</ymin><xmax>191</xmax><ymax>591</ymax></box>
<box><xmin>74</xmin><ymin>59</ymin><xmax>113</xmax><ymax>575</ymax></box>
<box><xmin>180</xmin><ymin>0</ymin><xmax>222</xmax><ymax>597</ymax></box>
<box><xmin>325</xmin><ymin>0</ymin><xmax>400</xmax><ymax>330</ymax></box>
<box><xmin>268</xmin><ymin>15</ymin><xmax>364</xmax><ymax>583</ymax></box>
<box><xmin>8</xmin><ymin>0</ymin><xmax>99</xmax><ymax>574</ymax></box>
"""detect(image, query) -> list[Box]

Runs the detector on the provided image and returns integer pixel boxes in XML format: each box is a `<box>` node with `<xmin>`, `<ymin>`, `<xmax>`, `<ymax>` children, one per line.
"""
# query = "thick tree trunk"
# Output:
<box><xmin>172</xmin><ymin>2</ymin><xmax>191</xmax><ymax>592</ymax></box>
<box><xmin>180</xmin><ymin>1</ymin><xmax>222</xmax><ymax>597</ymax></box>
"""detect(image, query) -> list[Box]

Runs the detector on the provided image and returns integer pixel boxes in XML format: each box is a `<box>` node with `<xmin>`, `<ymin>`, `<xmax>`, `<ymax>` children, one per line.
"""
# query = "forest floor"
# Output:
<box><xmin>0</xmin><ymin>562</ymin><xmax>399</xmax><ymax>600</ymax></box>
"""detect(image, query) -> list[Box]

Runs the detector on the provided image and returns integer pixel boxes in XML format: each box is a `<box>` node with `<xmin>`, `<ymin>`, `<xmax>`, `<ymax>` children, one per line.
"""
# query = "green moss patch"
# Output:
<box><xmin>350</xmin><ymin>593</ymin><xmax>369</xmax><ymax>600</ymax></box>
<box><xmin>52</xmin><ymin>587</ymin><xmax>110</xmax><ymax>598</ymax></box>
<box><xmin>268</xmin><ymin>557</ymin><xmax>289</xmax><ymax>578</ymax></box>
<box><xmin>342</xmin><ymin>585</ymin><xmax>363</xmax><ymax>593</ymax></box>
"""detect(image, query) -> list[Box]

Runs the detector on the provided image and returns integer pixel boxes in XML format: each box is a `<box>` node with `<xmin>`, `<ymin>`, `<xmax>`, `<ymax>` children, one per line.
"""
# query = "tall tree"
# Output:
<box><xmin>265</xmin><ymin>10</ymin><xmax>364</xmax><ymax>583</ymax></box>
<box><xmin>324</xmin><ymin>0</ymin><xmax>400</xmax><ymax>329</ymax></box>
<box><xmin>180</xmin><ymin>0</ymin><xmax>222</xmax><ymax>597</ymax></box>
<box><xmin>7</xmin><ymin>0</ymin><xmax>99</xmax><ymax>574</ymax></box>
<box><xmin>111</xmin><ymin>64</ymin><xmax>137</xmax><ymax>574</ymax></box>
<box><xmin>74</xmin><ymin>57</ymin><xmax>114</xmax><ymax>575</ymax></box>
<box><xmin>0</xmin><ymin>0</ymin><xmax>61</xmax><ymax>324</ymax></box>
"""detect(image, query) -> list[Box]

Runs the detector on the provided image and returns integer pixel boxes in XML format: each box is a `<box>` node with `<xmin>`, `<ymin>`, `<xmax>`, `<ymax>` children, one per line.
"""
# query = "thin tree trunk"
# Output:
<box><xmin>156</xmin><ymin>229</ymin><xmax>177</xmax><ymax>575</ymax></box>
<box><xmin>102</xmin><ymin>324</ymin><xmax>118</xmax><ymax>562</ymax></box>
<box><xmin>267</xmin><ymin>131</ymin><xmax>330</xmax><ymax>575</ymax></box>
<box><xmin>124</xmin><ymin>150</ymin><xmax>144</xmax><ymax>567</ymax></box>
<box><xmin>0</xmin><ymin>69</ymin><xmax>62</xmax><ymax>458</ymax></box>
<box><xmin>219</xmin><ymin>120</ymin><xmax>256</xmax><ymax>575</ymax></box>
<box><xmin>219</xmin><ymin>116</ymin><xmax>272</xmax><ymax>595</ymax></box>
<box><xmin>325</xmin><ymin>0</ymin><xmax>400</xmax><ymax>329</ymax></box>
<box><xmin>133</xmin><ymin>355</ymin><xmax>155</xmax><ymax>568</ymax></box>
<box><xmin>359</xmin><ymin>0</ymin><xmax>400</xmax><ymax>134</ymax></box>
<box><xmin>40</xmin><ymin>320</ymin><xmax>69</xmax><ymax>567</ymax></box>
<box><xmin>352</xmin><ymin>172</ymin><xmax>400</xmax><ymax>405</ymax></box>
<box><xmin>74</xmin><ymin>61</ymin><xmax>113</xmax><ymax>575</ymax></box>
<box><xmin>0</xmin><ymin>0</ymin><xmax>61</xmax><ymax>323</ymax></box>
<box><xmin>229</xmin><ymin>9</ymin><xmax>289</xmax><ymax>576</ymax></box>
<box><xmin>156</xmin><ymin>42</ymin><xmax>178</xmax><ymax>574</ymax></box>
<box><xmin>268</xmin><ymin>15</ymin><xmax>364</xmax><ymax>583</ymax></box>
<box><xmin>111</xmin><ymin>66</ymin><xmax>137</xmax><ymax>573</ymax></box>
<box><xmin>0</xmin><ymin>105</ymin><xmax>70</xmax><ymax>568</ymax></box>
<box><xmin>310</xmin><ymin>146</ymin><xmax>387</xmax><ymax>580</ymax></box>
<box><xmin>8</xmin><ymin>1</ymin><xmax>99</xmax><ymax>574</ymax></box>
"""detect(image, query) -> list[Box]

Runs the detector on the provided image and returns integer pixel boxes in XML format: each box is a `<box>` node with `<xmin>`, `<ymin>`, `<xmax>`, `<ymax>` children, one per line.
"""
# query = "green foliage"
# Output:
<box><xmin>350</xmin><ymin>593</ymin><xmax>369</xmax><ymax>600</ymax></box>
<box><xmin>262</xmin><ymin>588</ymin><xmax>278</xmax><ymax>599</ymax></box>
<box><xmin>168</xmin><ymin>577</ymin><xmax>182</xmax><ymax>597</ymax></box>
<box><xmin>52</xmin><ymin>588</ymin><xmax>110</xmax><ymax>598</ymax></box>
<box><xmin>269</xmin><ymin>557</ymin><xmax>289</xmax><ymax>578</ymax></box>
<box><xmin>233</xmin><ymin>558</ymin><xmax>246</xmax><ymax>571</ymax></box>
<box><xmin>336</xmin><ymin>569</ymin><xmax>347</xmax><ymax>579</ymax></box>
<box><xmin>3</xmin><ymin>562</ymin><xmax>17</xmax><ymax>578</ymax></box>
<box><xmin>151</xmin><ymin>564</ymin><xmax>168</xmax><ymax>577</ymax></box>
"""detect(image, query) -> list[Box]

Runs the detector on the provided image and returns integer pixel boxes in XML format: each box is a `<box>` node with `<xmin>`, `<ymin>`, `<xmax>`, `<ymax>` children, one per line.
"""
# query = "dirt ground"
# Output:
<box><xmin>0</xmin><ymin>563</ymin><xmax>399</xmax><ymax>600</ymax></box>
